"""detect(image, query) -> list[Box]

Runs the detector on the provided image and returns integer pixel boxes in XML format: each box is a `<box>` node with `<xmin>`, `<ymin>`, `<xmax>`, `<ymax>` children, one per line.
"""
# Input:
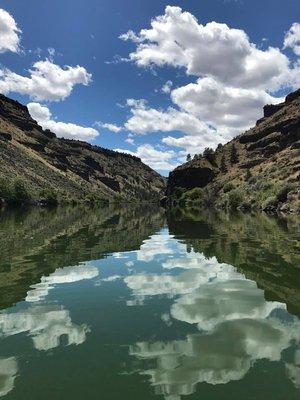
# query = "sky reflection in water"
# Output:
<box><xmin>0</xmin><ymin>208</ymin><xmax>299</xmax><ymax>399</ymax></box>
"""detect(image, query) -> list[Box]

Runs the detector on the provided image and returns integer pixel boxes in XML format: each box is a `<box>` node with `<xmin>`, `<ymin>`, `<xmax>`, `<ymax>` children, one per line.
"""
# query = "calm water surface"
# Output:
<box><xmin>0</xmin><ymin>206</ymin><xmax>299</xmax><ymax>399</ymax></box>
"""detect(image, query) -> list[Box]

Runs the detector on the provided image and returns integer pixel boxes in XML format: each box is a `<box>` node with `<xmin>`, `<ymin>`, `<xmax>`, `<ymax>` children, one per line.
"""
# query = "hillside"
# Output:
<box><xmin>0</xmin><ymin>94</ymin><xmax>165</xmax><ymax>204</ymax></box>
<box><xmin>167</xmin><ymin>89</ymin><xmax>300</xmax><ymax>213</ymax></box>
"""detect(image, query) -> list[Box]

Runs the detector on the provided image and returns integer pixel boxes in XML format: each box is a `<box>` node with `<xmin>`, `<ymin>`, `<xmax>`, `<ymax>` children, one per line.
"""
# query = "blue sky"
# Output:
<box><xmin>0</xmin><ymin>0</ymin><xmax>299</xmax><ymax>174</ymax></box>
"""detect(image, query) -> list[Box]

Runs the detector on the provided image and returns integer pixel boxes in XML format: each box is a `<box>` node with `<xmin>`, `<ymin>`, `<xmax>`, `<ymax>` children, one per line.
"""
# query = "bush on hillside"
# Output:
<box><xmin>12</xmin><ymin>179</ymin><xmax>32</xmax><ymax>203</ymax></box>
<box><xmin>262</xmin><ymin>196</ymin><xmax>278</xmax><ymax>211</ymax></box>
<box><xmin>40</xmin><ymin>188</ymin><xmax>58</xmax><ymax>206</ymax></box>
<box><xmin>0</xmin><ymin>178</ymin><xmax>32</xmax><ymax>204</ymax></box>
<box><xmin>228</xmin><ymin>189</ymin><xmax>244</xmax><ymax>209</ymax></box>
<box><xmin>223</xmin><ymin>182</ymin><xmax>235</xmax><ymax>193</ymax></box>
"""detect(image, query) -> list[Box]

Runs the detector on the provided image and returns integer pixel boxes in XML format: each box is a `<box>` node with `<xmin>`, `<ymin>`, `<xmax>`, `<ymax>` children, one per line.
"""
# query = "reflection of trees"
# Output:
<box><xmin>167</xmin><ymin>209</ymin><xmax>300</xmax><ymax>317</ymax></box>
<box><xmin>0</xmin><ymin>205</ymin><xmax>164</xmax><ymax>309</ymax></box>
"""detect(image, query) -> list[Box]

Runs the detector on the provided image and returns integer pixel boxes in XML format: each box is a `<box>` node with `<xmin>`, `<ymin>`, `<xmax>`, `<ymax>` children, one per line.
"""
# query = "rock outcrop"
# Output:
<box><xmin>167</xmin><ymin>89</ymin><xmax>300</xmax><ymax>212</ymax></box>
<box><xmin>0</xmin><ymin>94</ymin><xmax>166</xmax><ymax>202</ymax></box>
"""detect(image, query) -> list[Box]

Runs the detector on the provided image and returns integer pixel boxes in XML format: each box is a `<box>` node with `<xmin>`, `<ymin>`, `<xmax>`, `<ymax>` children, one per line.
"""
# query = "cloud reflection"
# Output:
<box><xmin>26</xmin><ymin>264</ymin><xmax>99</xmax><ymax>302</ymax></box>
<box><xmin>124</xmin><ymin>232</ymin><xmax>300</xmax><ymax>398</ymax></box>
<box><xmin>0</xmin><ymin>357</ymin><xmax>18</xmax><ymax>397</ymax></box>
<box><xmin>0</xmin><ymin>305</ymin><xmax>89</xmax><ymax>351</ymax></box>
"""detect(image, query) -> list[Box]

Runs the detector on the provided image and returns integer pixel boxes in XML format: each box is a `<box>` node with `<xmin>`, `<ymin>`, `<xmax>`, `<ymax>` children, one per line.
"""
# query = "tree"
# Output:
<box><xmin>230</xmin><ymin>144</ymin><xmax>239</xmax><ymax>164</ymax></box>
<box><xmin>220</xmin><ymin>154</ymin><xmax>227</xmax><ymax>172</ymax></box>
<box><xmin>203</xmin><ymin>147</ymin><xmax>216</xmax><ymax>166</ymax></box>
<box><xmin>186</xmin><ymin>153</ymin><xmax>191</xmax><ymax>162</ymax></box>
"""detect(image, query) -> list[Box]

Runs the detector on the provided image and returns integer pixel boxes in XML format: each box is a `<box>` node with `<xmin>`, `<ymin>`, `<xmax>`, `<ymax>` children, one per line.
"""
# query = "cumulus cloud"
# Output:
<box><xmin>122</xmin><ymin>98</ymin><xmax>228</xmax><ymax>154</ymax></box>
<box><xmin>171</xmin><ymin>77</ymin><xmax>283</xmax><ymax>132</ymax></box>
<box><xmin>284</xmin><ymin>23</ymin><xmax>300</xmax><ymax>56</ymax></box>
<box><xmin>28</xmin><ymin>102</ymin><xmax>99</xmax><ymax>141</ymax></box>
<box><xmin>122</xmin><ymin>6</ymin><xmax>295</xmax><ymax>90</ymax></box>
<box><xmin>95</xmin><ymin>121</ymin><xmax>122</xmax><ymax>133</ymax></box>
<box><xmin>0</xmin><ymin>8</ymin><xmax>21</xmax><ymax>53</ymax></box>
<box><xmin>115</xmin><ymin>143</ymin><xmax>178</xmax><ymax>171</ymax></box>
<box><xmin>0</xmin><ymin>60</ymin><xmax>91</xmax><ymax>101</ymax></box>
<box><xmin>119</xmin><ymin>7</ymin><xmax>300</xmax><ymax>158</ymax></box>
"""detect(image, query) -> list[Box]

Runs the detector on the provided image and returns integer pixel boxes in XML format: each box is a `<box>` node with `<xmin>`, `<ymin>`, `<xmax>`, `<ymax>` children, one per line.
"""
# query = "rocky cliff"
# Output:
<box><xmin>167</xmin><ymin>89</ymin><xmax>300</xmax><ymax>212</ymax></box>
<box><xmin>0</xmin><ymin>94</ymin><xmax>165</xmax><ymax>203</ymax></box>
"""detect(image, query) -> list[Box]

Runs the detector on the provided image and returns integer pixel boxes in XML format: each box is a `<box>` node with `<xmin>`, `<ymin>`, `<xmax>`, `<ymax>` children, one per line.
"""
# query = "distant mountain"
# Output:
<box><xmin>167</xmin><ymin>89</ymin><xmax>300</xmax><ymax>213</ymax></box>
<box><xmin>0</xmin><ymin>94</ymin><xmax>165</xmax><ymax>204</ymax></box>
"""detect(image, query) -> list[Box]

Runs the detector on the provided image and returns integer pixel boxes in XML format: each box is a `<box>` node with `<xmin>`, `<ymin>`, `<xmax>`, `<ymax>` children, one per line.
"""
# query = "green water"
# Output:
<box><xmin>0</xmin><ymin>206</ymin><xmax>299</xmax><ymax>400</ymax></box>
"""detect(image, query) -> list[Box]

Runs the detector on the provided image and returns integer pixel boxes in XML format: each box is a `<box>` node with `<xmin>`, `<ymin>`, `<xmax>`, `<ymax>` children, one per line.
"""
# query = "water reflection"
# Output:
<box><xmin>0</xmin><ymin>205</ymin><xmax>165</xmax><ymax>397</ymax></box>
<box><xmin>0</xmin><ymin>358</ymin><xmax>17</xmax><ymax>397</ymax></box>
<box><xmin>0</xmin><ymin>206</ymin><xmax>298</xmax><ymax>399</ymax></box>
<box><xmin>26</xmin><ymin>264</ymin><xmax>99</xmax><ymax>302</ymax></box>
<box><xmin>130</xmin><ymin>318</ymin><xmax>300</xmax><ymax>397</ymax></box>
<box><xmin>123</xmin><ymin>213</ymin><xmax>300</xmax><ymax>399</ymax></box>
<box><xmin>0</xmin><ymin>305</ymin><xmax>89</xmax><ymax>351</ymax></box>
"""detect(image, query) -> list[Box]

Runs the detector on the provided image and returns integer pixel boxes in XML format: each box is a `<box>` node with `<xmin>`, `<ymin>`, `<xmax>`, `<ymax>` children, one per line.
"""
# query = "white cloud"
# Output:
<box><xmin>171</xmin><ymin>77</ymin><xmax>283</xmax><ymax>132</ymax></box>
<box><xmin>119</xmin><ymin>29</ymin><xmax>143</xmax><ymax>43</ymax></box>
<box><xmin>125</xmin><ymin>136</ymin><xmax>135</xmax><ymax>145</ymax></box>
<box><xmin>115</xmin><ymin>143</ymin><xmax>178</xmax><ymax>171</ymax></box>
<box><xmin>95</xmin><ymin>121</ymin><xmax>122</xmax><ymax>133</ymax></box>
<box><xmin>161</xmin><ymin>80</ymin><xmax>173</xmax><ymax>93</ymax></box>
<box><xmin>124</xmin><ymin>98</ymin><xmax>215</xmax><ymax>137</ymax></box>
<box><xmin>0</xmin><ymin>60</ymin><xmax>91</xmax><ymax>101</ymax></box>
<box><xmin>119</xmin><ymin>7</ymin><xmax>300</xmax><ymax>159</ymax></box>
<box><xmin>0</xmin><ymin>9</ymin><xmax>21</xmax><ymax>53</ymax></box>
<box><xmin>28</xmin><ymin>102</ymin><xmax>99</xmax><ymax>141</ymax></box>
<box><xmin>122</xmin><ymin>6</ymin><xmax>295</xmax><ymax>90</ymax></box>
<box><xmin>284</xmin><ymin>23</ymin><xmax>300</xmax><ymax>56</ymax></box>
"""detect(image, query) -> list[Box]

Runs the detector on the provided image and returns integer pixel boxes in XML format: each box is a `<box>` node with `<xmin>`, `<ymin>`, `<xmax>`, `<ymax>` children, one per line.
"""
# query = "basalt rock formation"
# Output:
<box><xmin>0</xmin><ymin>94</ymin><xmax>165</xmax><ymax>203</ymax></box>
<box><xmin>167</xmin><ymin>89</ymin><xmax>300</xmax><ymax>212</ymax></box>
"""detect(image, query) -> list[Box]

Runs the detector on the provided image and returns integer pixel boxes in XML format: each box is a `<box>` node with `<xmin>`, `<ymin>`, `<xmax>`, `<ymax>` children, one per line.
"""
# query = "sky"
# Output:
<box><xmin>0</xmin><ymin>0</ymin><xmax>299</xmax><ymax>175</ymax></box>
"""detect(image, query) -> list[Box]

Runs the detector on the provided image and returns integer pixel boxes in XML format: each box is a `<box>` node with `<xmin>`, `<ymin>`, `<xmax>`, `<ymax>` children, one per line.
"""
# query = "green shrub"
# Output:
<box><xmin>262</xmin><ymin>196</ymin><xmax>278</xmax><ymax>211</ymax></box>
<box><xmin>228</xmin><ymin>189</ymin><xmax>244</xmax><ymax>209</ymax></box>
<box><xmin>172</xmin><ymin>187</ymin><xmax>185</xmax><ymax>199</ymax></box>
<box><xmin>184</xmin><ymin>187</ymin><xmax>203</xmax><ymax>201</ymax></box>
<box><xmin>276</xmin><ymin>183</ymin><xmax>295</xmax><ymax>203</ymax></box>
<box><xmin>12</xmin><ymin>179</ymin><xmax>32</xmax><ymax>203</ymax></box>
<box><xmin>245</xmin><ymin>169</ymin><xmax>252</xmax><ymax>181</ymax></box>
<box><xmin>223</xmin><ymin>182</ymin><xmax>235</xmax><ymax>193</ymax></box>
<box><xmin>40</xmin><ymin>188</ymin><xmax>58</xmax><ymax>206</ymax></box>
<box><xmin>0</xmin><ymin>178</ymin><xmax>13</xmax><ymax>200</ymax></box>
<box><xmin>230</xmin><ymin>144</ymin><xmax>239</xmax><ymax>164</ymax></box>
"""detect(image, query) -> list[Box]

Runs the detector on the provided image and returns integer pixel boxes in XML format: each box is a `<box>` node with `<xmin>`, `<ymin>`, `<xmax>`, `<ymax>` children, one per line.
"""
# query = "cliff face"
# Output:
<box><xmin>167</xmin><ymin>89</ymin><xmax>300</xmax><ymax>212</ymax></box>
<box><xmin>0</xmin><ymin>95</ymin><xmax>166</xmax><ymax>202</ymax></box>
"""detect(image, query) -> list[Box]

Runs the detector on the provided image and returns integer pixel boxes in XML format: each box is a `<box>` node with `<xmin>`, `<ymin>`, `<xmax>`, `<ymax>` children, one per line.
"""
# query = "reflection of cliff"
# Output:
<box><xmin>168</xmin><ymin>209</ymin><xmax>300</xmax><ymax>317</ymax></box>
<box><xmin>0</xmin><ymin>205</ymin><xmax>164</xmax><ymax>309</ymax></box>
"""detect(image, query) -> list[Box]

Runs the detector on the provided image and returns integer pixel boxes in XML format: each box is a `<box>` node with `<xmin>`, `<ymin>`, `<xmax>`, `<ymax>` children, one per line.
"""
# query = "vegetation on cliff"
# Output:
<box><xmin>0</xmin><ymin>94</ymin><xmax>166</xmax><ymax>206</ymax></box>
<box><xmin>167</xmin><ymin>89</ymin><xmax>300</xmax><ymax>213</ymax></box>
